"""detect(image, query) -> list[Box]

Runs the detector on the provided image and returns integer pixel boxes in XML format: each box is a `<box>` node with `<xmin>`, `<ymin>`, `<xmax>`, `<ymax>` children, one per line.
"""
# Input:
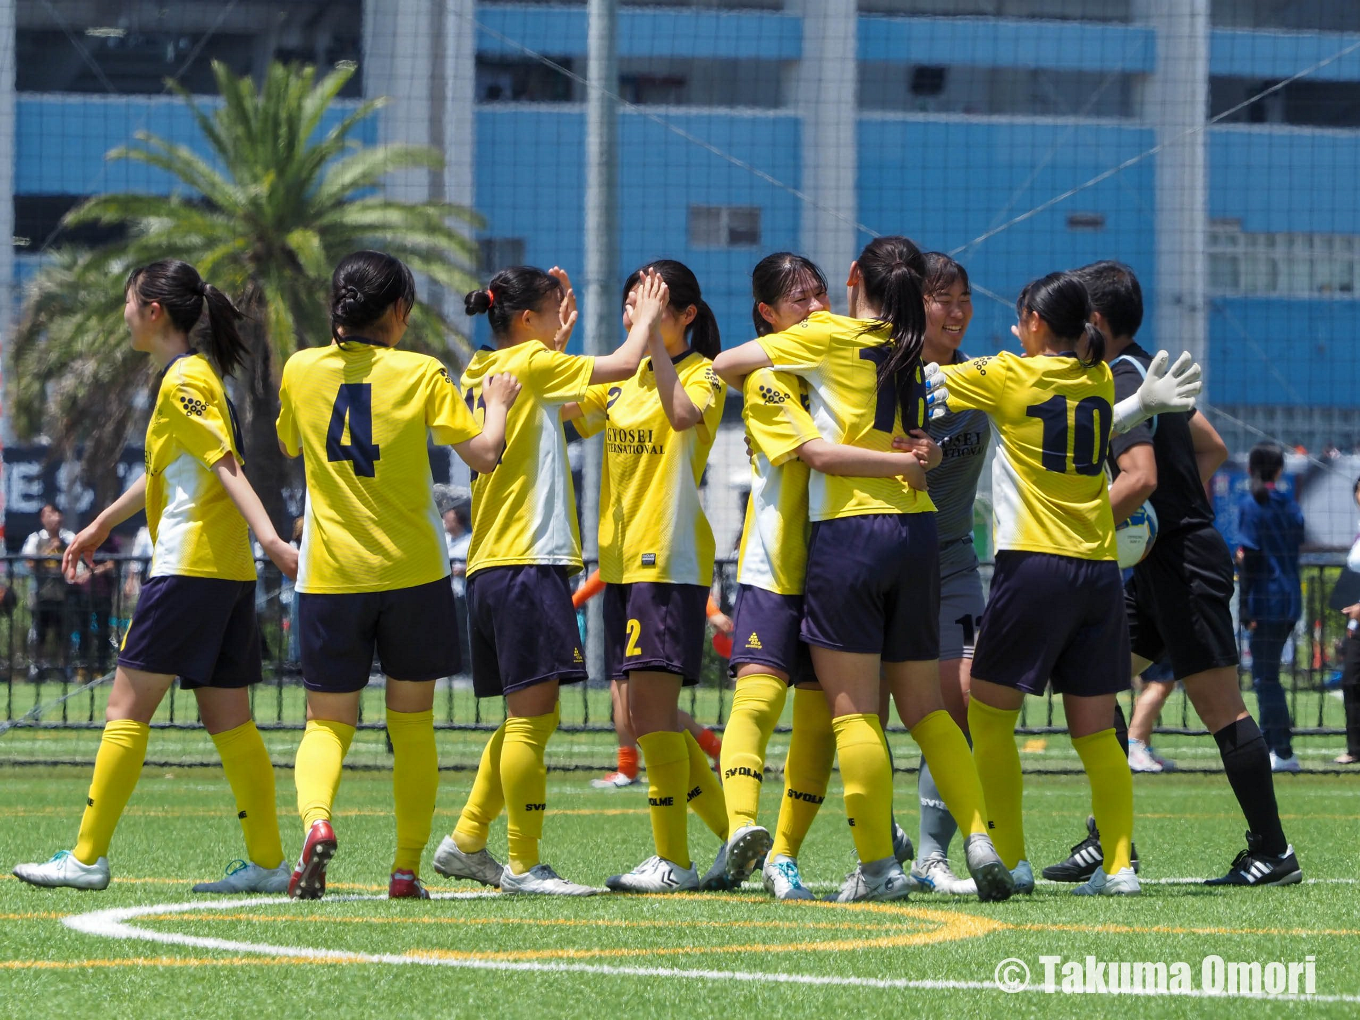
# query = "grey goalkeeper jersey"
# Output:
<box><xmin>927</xmin><ymin>350</ymin><xmax>991</xmax><ymax>574</ymax></box>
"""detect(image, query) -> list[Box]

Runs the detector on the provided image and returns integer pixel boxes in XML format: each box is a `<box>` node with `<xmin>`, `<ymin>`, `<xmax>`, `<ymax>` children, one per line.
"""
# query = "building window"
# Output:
<box><xmin>688</xmin><ymin>206</ymin><xmax>761</xmax><ymax>248</ymax></box>
<box><xmin>1209</xmin><ymin>223</ymin><xmax>1358</xmax><ymax>298</ymax></box>
<box><xmin>478</xmin><ymin>237</ymin><xmax>526</xmax><ymax>275</ymax></box>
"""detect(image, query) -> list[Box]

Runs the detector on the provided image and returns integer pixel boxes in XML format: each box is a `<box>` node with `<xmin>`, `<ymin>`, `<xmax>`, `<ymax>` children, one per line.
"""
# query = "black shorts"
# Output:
<box><xmin>802</xmin><ymin>513</ymin><xmax>939</xmax><ymax>662</ymax></box>
<box><xmin>972</xmin><ymin>551</ymin><xmax>1131</xmax><ymax>698</ymax></box>
<box><xmin>728</xmin><ymin>584</ymin><xmax>813</xmax><ymax>684</ymax></box>
<box><xmin>604</xmin><ymin>582</ymin><xmax>708</xmax><ymax>685</ymax></box>
<box><xmin>297</xmin><ymin>576</ymin><xmax>461</xmax><ymax>692</ymax></box>
<box><xmin>119</xmin><ymin>575</ymin><xmax>261</xmax><ymax>689</ymax></box>
<box><xmin>1126</xmin><ymin>524</ymin><xmax>1239</xmax><ymax>680</ymax></box>
<box><xmin>466</xmin><ymin>565</ymin><xmax>588</xmax><ymax>697</ymax></box>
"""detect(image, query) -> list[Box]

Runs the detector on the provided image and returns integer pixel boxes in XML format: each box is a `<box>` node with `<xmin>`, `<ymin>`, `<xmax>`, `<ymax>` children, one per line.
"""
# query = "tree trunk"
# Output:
<box><xmin>236</xmin><ymin>281</ymin><xmax>291</xmax><ymax>535</ymax></box>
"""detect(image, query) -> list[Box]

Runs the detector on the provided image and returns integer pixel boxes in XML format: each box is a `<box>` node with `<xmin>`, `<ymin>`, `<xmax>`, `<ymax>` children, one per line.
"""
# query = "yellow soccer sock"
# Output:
<box><xmin>1072</xmin><ymin>728</ymin><xmax>1134</xmax><ymax>875</ymax></box>
<box><xmin>684</xmin><ymin>729</ymin><xmax>728</xmax><ymax>842</ymax></box>
<box><xmin>720</xmin><ymin>674</ymin><xmax>788</xmax><ymax>834</ymax></box>
<box><xmin>294</xmin><ymin>719</ymin><xmax>355</xmax><ymax>830</ymax></box>
<box><xmin>74</xmin><ymin>719</ymin><xmax>150</xmax><ymax>864</ymax></box>
<box><xmin>211</xmin><ymin>721</ymin><xmax>284</xmax><ymax>869</ymax></box>
<box><xmin>831</xmin><ymin>713</ymin><xmax>895</xmax><ymax>864</ymax></box>
<box><xmin>453</xmin><ymin>721</ymin><xmax>506</xmax><ymax>854</ymax></box>
<box><xmin>770</xmin><ymin>686</ymin><xmax>835</xmax><ymax>861</ymax></box>
<box><xmin>387</xmin><ymin>709</ymin><xmax>438</xmax><ymax>876</ymax></box>
<box><xmin>638</xmin><ymin>731</ymin><xmax>691</xmax><ymax>868</ymax></box>
<box><xmin>501</xmin><ymin>705</ymin><xmax>559</xmax><ymax>875</ymax></box>
<box><xmin>910</xmin><ymin>710</ymin><xmax>988</xmax><ymax>838</ymax></box>
<box><xmin>968</xmin><ymin>698</ymin><xmax>1025</xmax><ymax>869</ymax></box>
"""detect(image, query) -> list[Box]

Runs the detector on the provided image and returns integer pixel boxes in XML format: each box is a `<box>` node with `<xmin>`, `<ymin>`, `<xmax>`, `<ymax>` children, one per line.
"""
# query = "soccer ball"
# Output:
<box><xmin>1116</xmin><ymin>501</ymin><xmax>1158</xmax><ymax>568</ymax></box>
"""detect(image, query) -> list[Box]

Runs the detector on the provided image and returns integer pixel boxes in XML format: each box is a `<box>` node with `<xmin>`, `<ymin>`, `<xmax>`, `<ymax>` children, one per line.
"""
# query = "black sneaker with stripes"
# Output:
<box><xmin>1041</xmin><ymin>815</ymin><xmax>1141</xmax><ymax>883</ymax></box>
<box><xmin>1204</xmin><ymin>832</ymin><xmax>1302</xmax><ymax>887</ymax></box>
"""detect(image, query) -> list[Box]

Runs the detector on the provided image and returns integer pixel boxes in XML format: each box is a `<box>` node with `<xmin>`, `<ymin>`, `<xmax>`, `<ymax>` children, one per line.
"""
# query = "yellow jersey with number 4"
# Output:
<box><xmin>941</xmin><ymin>350</ymin><xmax>1117</xmax><ymax>561</ymax></box>
<box><xmin>143</xmin><ymin>352</ymin><xmax>255</xmax><ymax>581</ymax></box>
<box><xmin>461</xmin><ymin>341</ymin><xmax>594</xmax><ymax>576</ymax></box>
<box><xmin>277</xmin><ymin>340</ymin><xmax>481</xmax><ymax>594</ymax></box>
<box><xmin>575</xmin><ymin>349</ymin><xmax>726</xmax><ymax>586</ymax></box>
<box><xmin>755</xmin><ymin>311</ymin><xmax>934</xmax><ymax>521</ymax></box>
<box><xmin>737</xmin><ymin>369</ymin><xmax>818</xmax><ymax>595</ymax></box>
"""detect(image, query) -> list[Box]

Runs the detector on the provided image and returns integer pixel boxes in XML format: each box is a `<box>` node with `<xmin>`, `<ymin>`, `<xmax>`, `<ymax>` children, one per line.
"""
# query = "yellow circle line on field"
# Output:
<box><xmin>1014</xmin><ymin>921</ymin><xmax>1360</xmax><ymax>938</ymax></box>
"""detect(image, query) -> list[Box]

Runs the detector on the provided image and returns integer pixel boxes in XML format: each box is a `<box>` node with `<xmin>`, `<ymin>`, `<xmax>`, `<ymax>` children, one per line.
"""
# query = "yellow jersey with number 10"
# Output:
<box><xmin>737</xmin><ymin>369</ymin><xmax>818</xmax><ymax>595</ymax></box>
<box><xmin>143</xmin><ymin>352</ymin><xmax>256</xmax><ymax>581</ymax></box>
<box><xmin>755</xmin><ymin>311</ymin><xmax>935</xmax><ymax>521</ymax></box>
<box><xmin>575</xmin><ymin>349</ymin><xmax>726</xmax><ymax>586</ymax></box>
<box><xmin>277</xmin><ymin>340</ymin><xmax>482</xmax><ymax>594</ymax></box>
<box><xmin>940</xmin><ymin>350</ymin><xmax>1117</xmax><ymax>561</ymax></box>
<box><xmin>460</xmin><ymin>341</ymin><xmax>595</xmax><ymax>576</ymax></box>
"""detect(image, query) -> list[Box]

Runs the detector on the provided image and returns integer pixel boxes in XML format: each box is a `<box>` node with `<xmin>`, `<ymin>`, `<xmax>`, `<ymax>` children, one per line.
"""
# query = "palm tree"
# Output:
<box><xmin>11</xmin><ymin>60</ymin><xmax>482</xmax><ymax>522</ymax></box>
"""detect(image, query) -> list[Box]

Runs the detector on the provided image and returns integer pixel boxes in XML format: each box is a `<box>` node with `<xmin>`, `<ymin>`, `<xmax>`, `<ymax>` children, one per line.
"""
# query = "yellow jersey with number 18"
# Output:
<box><xmin>755</xmin><ymin>311</ymin><xmax>935</xmax><ymax>521</ymax></box>
<box><xmin>575</xmin><ymin>349</ymin><xmax>726</xmax><ymax>586</ymax></box>
<box><xmin>143</xmin><ymin>352</ymin><xmax>256</xmax><ymax>581</ymax></box>
<box><xmin>940</xmin><ymin>350</ymin><xmax>1117</xmax><ymax>561</ymax></box>
<box><xmin>460</xmin><ymin>341</ymin><xmax>595</xmax><ymax>576</ymax></box>
<box><xmin>737</xmin><ymin>369</ymin><xmax>818</xmax><ymax>595</ymax></box>
<box><xmin>277</xmin><ymin>340</ymin><xmax>482</xmax><ymax>594</ymax></box>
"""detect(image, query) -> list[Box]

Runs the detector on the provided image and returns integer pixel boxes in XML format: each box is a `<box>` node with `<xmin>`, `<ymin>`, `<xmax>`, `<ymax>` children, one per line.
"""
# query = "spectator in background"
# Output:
<box><xmin>73</xmin><ymin>531</ymin><xmax>119</xmax><ymax>677</ymax></box>
<box><xmin>435</xmin><ymin>484</ymin><xmax>473</xmax><ymax>675</ymax></box>
<box><xmin>1335</xmin><ymin>477</ymin><xmax>1360</xmax><ymax>765</ymax></box>
<box><xmin>22</xmin><ymin>503</ymin><xmax>76</xmax><ymax>674</ymax></box>
<box><xmin>1236</xmin><ymin>443</ymin><xmax>1305</xmax><ymax>773</ymax></box>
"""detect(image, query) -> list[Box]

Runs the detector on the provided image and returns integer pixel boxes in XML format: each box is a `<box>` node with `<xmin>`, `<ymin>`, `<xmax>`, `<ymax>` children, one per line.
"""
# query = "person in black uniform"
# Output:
<box><xmin>1042</xmin><ymin>261</ymin><xmax>1301</xmax><ymax>888</ymax></box>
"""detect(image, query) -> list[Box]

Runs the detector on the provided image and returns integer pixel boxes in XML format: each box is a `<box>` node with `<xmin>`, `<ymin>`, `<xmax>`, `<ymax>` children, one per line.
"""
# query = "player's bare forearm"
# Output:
<box><xmin>212</xmin><ymin>454</ymin><xmax>298</xmax><ymax>579</ymax></box>
<box><xmin>797</xmin><ymin>439</ymin><xmax>927</xmax><ymax>489</ymax></box>
<box><xmin>1109</xmin><ymin>445</ymin><xmax>1157</xmax><ymax>526</ymax></box>
<box><xmin>647</xmin><ymin>334</ymin><xmax>704</xmax><ymax>431</ymax></box>
<box><xmin>712</xmin><ymin>341</ymin><xmax>773</xmax><ymax>388</ymax></box>
<box><xmin>1189</xmin><ymin>411</ymin><xmax>1229</xmax><ymax>486</ymax></box>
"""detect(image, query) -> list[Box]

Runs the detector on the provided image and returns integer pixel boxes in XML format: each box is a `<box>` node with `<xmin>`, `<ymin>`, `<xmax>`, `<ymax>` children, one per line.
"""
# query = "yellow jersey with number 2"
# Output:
<box><xmin>575</xmin><ymin>350</ymin><xmax>725</xmax><ymax>586</ymax></box>
<box><xmin>941</xmin><ymin>350</ymin><xmax>1117</xmax><ymax>561</ymax></box>
<box><xmin>737</xmin><ymin>369</ymin><xmax>818</xmax><ymax>595</ymax></box>
<box><xmin>756</xmin><ymin>311</ymin><xmax>935</xmax><ymax>521</ymax></box>
<box><xmin>277</xmin><ymin>339</ymin><xmax>482</xmax><ymax>594</ymax></box>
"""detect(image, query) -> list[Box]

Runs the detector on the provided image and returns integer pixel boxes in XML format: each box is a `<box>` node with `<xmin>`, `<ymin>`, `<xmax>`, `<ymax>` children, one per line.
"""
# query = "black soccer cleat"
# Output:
<box><xmin>1204</xmin><ymin>832</ymin><xmax>1302</xmax><ymax>887</ymax></box>
<box><xmin>1041</xmin><ymin>816</ymin><xmax>1140</xmax><ymax>883</ymax></box>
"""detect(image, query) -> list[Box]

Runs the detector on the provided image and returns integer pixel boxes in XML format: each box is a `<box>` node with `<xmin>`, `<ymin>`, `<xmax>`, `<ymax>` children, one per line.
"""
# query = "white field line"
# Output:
<box><xmin>60</xmin><ymin>893</ymin><xmax>1360</xmax><ymax>1003</ymax></box>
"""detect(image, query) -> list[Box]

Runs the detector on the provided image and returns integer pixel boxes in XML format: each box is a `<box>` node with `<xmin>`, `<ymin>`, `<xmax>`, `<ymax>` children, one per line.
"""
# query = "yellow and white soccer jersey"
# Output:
<box><xmin>736</xmin><ymin>369</ymin><xmax>818</xmax><ymax>595</ymax></box>
<box><xmin>756</xmin><ymin>311</ymin><xmax>935</xmax><ymax>521</ymax></box>
<box><xmin>277</xmin><ymin>340</ymin><xmax>482</xmax><ymax>594</ymax></box>
<box><xmin>143</xmin><ymin>352</ymin><xmax>255</xmax><ymax>581</ymax></box>
<box><xmin>941</xmin><ymin>351</ymin><xmax>1117</xmax><ymax>561</ymax></box>
<box><xmin>461</xmin><ymin>341</ymin><xmax>594</xmax><ymax>576</ymax></box>
<box><xmin>575</xmin><ymin>349</ymin><xmax>726</xmax><ymax>586</ymax></box>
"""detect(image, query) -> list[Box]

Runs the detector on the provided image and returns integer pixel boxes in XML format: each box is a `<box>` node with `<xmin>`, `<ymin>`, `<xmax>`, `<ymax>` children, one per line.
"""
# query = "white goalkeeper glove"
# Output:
<box><xmin>1112</xmin><ymin>350</ymin><xmax>1201</xmax><ymax>435</ymax></box>
<box><xmin>923</xmin><ymin>362</ymin><xmax>949</xmax><ymax>421</ymax></box>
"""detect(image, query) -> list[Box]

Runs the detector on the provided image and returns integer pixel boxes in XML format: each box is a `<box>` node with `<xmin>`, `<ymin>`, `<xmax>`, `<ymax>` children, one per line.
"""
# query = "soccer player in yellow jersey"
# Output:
<box><xmin>428</xmin><ymin>265</ymin><xmax>667</xmax><ymax>896</ymax></box>
<box><xmin>13</xmin><ymin>260</ymin><xmax>298</xmax><ymax>893</ymax></box>
<box><xmin>716</xmin><ymin>236</ymin><xmax>1012</xmax><ymax>903</ymax></box>
<box><xmin>277</xmin><ymin>252</ymin><xmax>517</xmax><ymax>900</ymax></box>
<box><xmin>941</xmin><ymin>271</ymin><xmax>1199</xmax><ymax>897</ymax></box>
<box><xmin>562</xmin><ymin>260</ymin><xmax>729</xmax><ymax>893</ymax></box>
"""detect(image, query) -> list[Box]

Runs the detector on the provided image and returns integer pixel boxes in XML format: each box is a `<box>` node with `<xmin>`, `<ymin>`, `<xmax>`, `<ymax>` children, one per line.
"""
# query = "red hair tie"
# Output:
<box><xmin>486</xmin><ymin>289</ymin><xmax>495</xmax><ymax>306</ymax></box>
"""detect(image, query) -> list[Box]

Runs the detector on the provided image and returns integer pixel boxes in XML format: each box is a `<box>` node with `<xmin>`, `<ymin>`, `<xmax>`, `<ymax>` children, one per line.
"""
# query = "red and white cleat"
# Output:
<box><xmin>388</xmin><ymin>870</ymin><xmax>430</xmax><ymax>899</ymax></box>
<box><xmin>287</xmin><ymin>820</ymin><xmax>337</xmax><ymax>900</ymax></box>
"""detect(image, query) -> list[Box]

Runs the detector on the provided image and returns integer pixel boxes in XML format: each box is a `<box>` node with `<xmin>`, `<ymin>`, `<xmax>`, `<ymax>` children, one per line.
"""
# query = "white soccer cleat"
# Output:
<box><xmin>590</xmin><ymin>771</ymin><xmax>637</xmax><ymax>789</ymax></box>
<box><xmin>193</xmin><ymin>859</ymin><xmax>292</xmax><ymax>894</ymax></box>
<box><xmin>1073</xmin><ymin>866</ymin><xmax>1141</xmax><ymax>896</ymax></box>
<box><xmin>963</xmin><ymin>832</ymin><xmax>1016</xmax><ymax>902</ymax></box>
<box><xmin>1127</xmin><ymin>738</ymin><xmax>1164</xmax><ymax>773</ymax></box>
<box><xmin>499</xmin><ymin>863</ymin><xmax>600</xmax><ymax>896</ymax></box>
<box><xmin>762</xmin><ymin>853</ymin><xmax>815</xmax><ymax>901</ymax></box>
<box><xmin>1010</xmin><ymin>859</ymin><xmax>1035</xmax><ymax>895</ymax></box>
<box><xmin>13</xmin><ymin>850</ymin><xmax>110</xmax><ymax>891</ymax></box>
<box><xmin>892</xmin><ymin>820</ymin><xmax>915</xmax><ymax>864</ymax></box>
<box><xmin>723</xmin><ymin>824</ymin><xmax>773</xmax><ymax>887</ymax></box>
<box><xmin>606</xmin><ymin>855</ymin><xmax>699</xmax><ymax>893</ymax></box>
<box><xmin>825</xmin><ymin>860</ymin><xmax>911</xmax><ymax>903</ymax></box>
<box><xmin>908</xmin><ymin>854</ymin><xmax>977</xmax><ymax>895</ymax></box>
<box><xmin>1270</xmin><ymin>751</ymin><xmax>1302</xmax><ymax>774</ymax></box>
<box><xmin>432</xmin><ymin>835</ymin><xmax>504</xmax><ymax>887</ymax></box>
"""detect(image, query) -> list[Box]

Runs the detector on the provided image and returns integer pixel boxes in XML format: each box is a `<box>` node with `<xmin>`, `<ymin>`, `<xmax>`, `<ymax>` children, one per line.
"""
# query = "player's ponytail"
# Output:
<box><xmin>330</xmin><ymin>250</ymin><xmax>417</xmax><ymax>340</ymax></box>
<box><xmin>623</xmin><ymin>259</ymin><xmax>720</xmax><ymax>359</ymax></box>
<box><xmin>1016</xmin><ymin>271</ymin><xmax>1104</xmax><ymax>367</ymax></box>
<box><xmin>856</xmin><ymin>235</ymin><xmax>928</xmax><ymax>429</ymax></box>
<box><xmin>1247</xmin><ymin>442</ymin><xmax>1285</xmax><ymax>505</ymax></box>
<box><xmin>125</xmin><ymin>259</ymin><xmax>248</xmax><ymax>376</ymax></box>
<box><xmin>464</xmin><ymin>266</ymin><xmax>561</xmax><ymax>337</ymax></box>
<box><xmin>751</xmin><ymin>252</ymin><xmax>828</xmax><ymax>336</ymax></box>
